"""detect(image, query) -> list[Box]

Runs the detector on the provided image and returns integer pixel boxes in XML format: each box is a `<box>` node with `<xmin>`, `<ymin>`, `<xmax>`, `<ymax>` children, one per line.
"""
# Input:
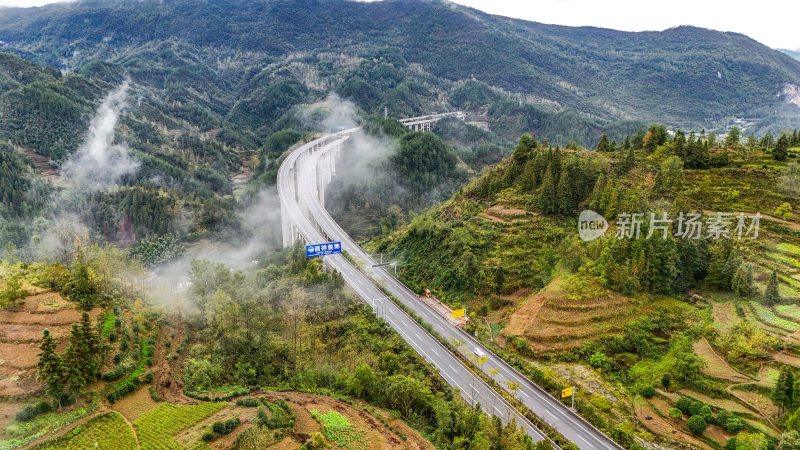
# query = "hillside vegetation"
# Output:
<box><xmin>369</xmin><ymin>127</ymin><xmax>800</xmax><ymax>448</ymax></box>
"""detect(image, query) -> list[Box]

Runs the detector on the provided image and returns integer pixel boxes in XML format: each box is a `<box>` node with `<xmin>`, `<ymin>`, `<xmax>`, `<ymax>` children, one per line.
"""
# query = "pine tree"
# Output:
<box><xmin>537</xmin><ymin>163</ymin><xmax>558</xmax><ymax>214</ymax></box>
<box><xmin>765</xmin><ymin>270</ymin><xmax>781</xmax><ymax>306</ymax></box>
<box><xmin>706</xmin><ymin>242</ymin><xmax>737</xmax><ymax>290</ymax></box>
<box><xmin>588</xmin><ymin>173</ymin><xmax>607</xmax><ymax>211</ymax></box>
<box><xmin>596</xmin><ymin>134</ymin><xmax>611</xmax><ymax>152</ymax></box>
<box><xmin>775</xmin><ymin>365</ymin><xmax>795</xmax><ymax>412</ymax></box>
<box><xmin>732</xmin><ymin>263</ymin><xmax>754</xmax><ymax>297</ymax></box>
<box><xmin>38</xmin><ymin>329</ymin><xmax>64</xmax><ymax>405</ymax></box>
<box><xmin>793</xmin><ymin>379</ymin><xmax>800</xmax><ymax>409</ymax></box>
<box><xmin>775</xmin><ymin>135</ymin><xmax>790</xmax><ymax>161</ymax></box>
<box><xmin>618</xmin><ymin>146</ymin><xmax>635</xmax><ymax>173</ymax></box>
<box><xmin>78</xmin><ymin>312</ymin><xmax>103</xmax><ymax>377</ymax></box>
<box><xmin>556</xmin><ymin>168</ymin><xmax>572</xmax><ymax>214</ymax></box>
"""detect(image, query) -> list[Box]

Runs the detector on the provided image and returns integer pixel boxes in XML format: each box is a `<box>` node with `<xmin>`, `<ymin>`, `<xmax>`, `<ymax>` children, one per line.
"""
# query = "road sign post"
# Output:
<box><xmin>306</xmin><ymin>241</ymin><xmax>342</xmax><ymax>259</ymax></box>
<box><xmin>561</xmin><ymin>386</ymin><xmax>575</xmax><ymax>409</ymax></box>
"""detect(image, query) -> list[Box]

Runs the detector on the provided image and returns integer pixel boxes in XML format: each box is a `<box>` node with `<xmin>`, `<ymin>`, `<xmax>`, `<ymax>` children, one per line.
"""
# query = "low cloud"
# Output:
<box><xmin>61</xmin><ymin>79</ymin><xmax>138</xmax><ymax>195</ymax></box>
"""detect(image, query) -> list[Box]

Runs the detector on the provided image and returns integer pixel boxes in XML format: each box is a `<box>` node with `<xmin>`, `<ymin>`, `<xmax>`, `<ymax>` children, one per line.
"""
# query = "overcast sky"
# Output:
<box><xmin>0</xmin><ymin>0</ymin><xmax>798</xmax><ymax>50</ymax></box>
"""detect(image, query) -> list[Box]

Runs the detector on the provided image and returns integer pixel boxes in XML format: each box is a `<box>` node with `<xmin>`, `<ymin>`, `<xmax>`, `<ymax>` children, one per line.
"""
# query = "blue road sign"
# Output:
<box><xmin>306</xmin><ymin>241</ymin><xmax>342</xmax><ymax>258</ymax></box>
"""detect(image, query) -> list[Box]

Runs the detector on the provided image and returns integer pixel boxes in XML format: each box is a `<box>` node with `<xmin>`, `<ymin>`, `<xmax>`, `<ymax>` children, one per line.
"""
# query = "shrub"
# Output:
<box><xmin>661</xmin><ymin>373</ymin><xmax>672</xmax><ymax>390</ymax></box>
<box><xmin>15</xmin><ymin>401</ymin><xmax>52</xmax><ymax>422</ymax></box>
<box><xmin>641</xmin><ymin>386</ymin><xmax>656</xmax><ymax>398</ymax></box>
<box><xmin>107</xmin><ymin>380</ymin><xmax>137</xmax><ymax>403</ymax></box>
<box><xmin>698</xmin><ymin>405</ymin><xmax>713</xmax><ymax>423</ymax></box>
<box><xmin>688</xmin><ymin>400</ymin><xmax>704</xmax><ymax>416</ymax></box>
<box><xmin>668</xmin><ymin>408</ymin><xmax>683</xmax><ymax>421</ymax></box>
<box><xmin>675</xmin><ymin>396</ymin><xmax>693</xmax><ymax>414</ymax></box>
<box><xmin>211</xmin><ymin>418</ymin><xmax>240</xmax><ymax>436</ymax></box>
<box><xmin>716</xmin><ymin>409</ymin><xmax>732</xmax><ymax>425</ymax></box>
<box><xmin>202</xmin><ymin>431</ymin><xmax>216</xmax><ymax>442</ymax></box>
<box><xmin>687</xmin><ymin>415</ymin><xmax>707</xmax><ymax>435</ymax></box>
<box><xmin>141</xmin><ymin>371</ymin><xmax>154</xmax><ymax>384</ymax></box>
<box><xmin>236</xmin><ymin>398</ymin><xmax>259</xmax><ymax>407</ymax></box>
<box><xmin>724</xmin><ymin>417</ymin><xmax>744</xmax><ymax>433</ymax></box>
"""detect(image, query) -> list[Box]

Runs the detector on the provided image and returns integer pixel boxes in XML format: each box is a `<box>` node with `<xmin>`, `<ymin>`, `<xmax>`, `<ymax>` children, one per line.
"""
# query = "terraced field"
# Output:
<box><xmin>776</xmin><ymin>304</ymin><xmax>800</xmax><ymax>321</ymax></box>
<box><xmin>750</xmin><ymin>302</ymin><xmax>800</xmax><ymax>332</ymax></box>
<box><xmin>505</xmin><ymin>276</ymin><xmax>637</xmax><ymax>353</ymax></box>
<box><xmin>133</xmin><ymin>402</ymin><xmax>227</xmax><ymax>450</ymax></box>
<box><xmin>692</xmin><ymin>338</ymin><xmax>752</xmax><ymax>383</ymax></box>
<box><xmin>36</xmin><ymin>412</ymin><xmax>136</xmax><ymax>450</ymax></box>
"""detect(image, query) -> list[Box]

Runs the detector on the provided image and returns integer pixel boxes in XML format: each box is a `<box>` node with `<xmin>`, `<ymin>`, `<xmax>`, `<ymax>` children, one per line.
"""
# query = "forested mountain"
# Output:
<box><xmin>0</xmin><ymin>0</ymin><xmax>798</xmax><ymax>143</ymax></box>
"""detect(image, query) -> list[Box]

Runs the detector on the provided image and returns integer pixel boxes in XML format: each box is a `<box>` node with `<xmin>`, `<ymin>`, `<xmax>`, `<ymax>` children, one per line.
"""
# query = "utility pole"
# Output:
<box><xmin>384</xmin><ymin>106</ymin><xmax>388</xmax><ymax>119</ymax></box>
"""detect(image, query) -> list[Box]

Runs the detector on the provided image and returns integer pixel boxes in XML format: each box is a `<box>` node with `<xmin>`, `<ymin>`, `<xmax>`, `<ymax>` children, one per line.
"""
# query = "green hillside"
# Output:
<box><xmin>367</xmin><ymin>128</ymin><xmax>800</xmax><ymax>448</ymax></box>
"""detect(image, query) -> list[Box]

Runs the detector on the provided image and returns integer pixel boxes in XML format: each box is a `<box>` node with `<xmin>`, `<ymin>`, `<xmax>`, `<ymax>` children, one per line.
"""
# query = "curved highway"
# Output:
<box><xmin>277</xmin><ymin>123</ymin><xmax>621</xmax><ymax>450</ymax></box>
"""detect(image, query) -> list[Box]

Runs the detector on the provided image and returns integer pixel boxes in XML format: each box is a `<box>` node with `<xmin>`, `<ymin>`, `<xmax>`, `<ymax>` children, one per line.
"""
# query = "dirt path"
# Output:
<box><xmin>726</xmin><ymin>384</ymin><xmax>781</xmax><ymax>430</ymax></box>
<box><xmin>152</xmin><ymin>319</ymin><xmax>192</xmax><ymax>404</ymax></box>
<box><xmin>703</xmin><ymin>210</ymin><xmax>800</xmax><ymax>232</ymax></box>
<box><xmin>119</xmin><ymin>411</ymin><xmax>141</xmax><ymax>450</ymax></box>
<box><xmin>22</xmin><ymin>408</ymin><xmax>106</xmax><ymax>449</ymax></box>
<box><xmin>693</xmin><ymin>337</ymin><xmax>754</xmax><ymax>383</ymax></box>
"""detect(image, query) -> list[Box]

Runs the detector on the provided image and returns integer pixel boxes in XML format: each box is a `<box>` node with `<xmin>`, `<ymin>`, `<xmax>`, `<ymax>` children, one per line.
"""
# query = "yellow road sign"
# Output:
<box><xmin>451</xmin><ymin>308</ymin><xmax>466</xmax><ymax>319</ymax></box>
<box><xmin>561</xmin><ymin>386</ymin><xmax>573</xmax><ymax>398</ymax></box>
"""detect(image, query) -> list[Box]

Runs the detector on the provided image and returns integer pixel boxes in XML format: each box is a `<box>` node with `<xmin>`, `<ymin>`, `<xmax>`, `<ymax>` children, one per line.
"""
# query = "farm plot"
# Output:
<box><xmin>112</xmin><ymin>387</ymin><xmax>159</xmax><ymax>421</ymax></box>
<box><xmin>132</xmin><ymin>402</ymin><xmax>226</xmax><ymax>450</ymax></box>
<box><xmin>36</xmin><ymin>412</ymin><xmax>136</xmax><ymax>450</ymax></box>
<box><xmin>750</xmin><ymin>302</ymin><xmax>800</xmax><ymax>332</ymax></box>
<box><xmin>692</xmin><ymin>338</ymin><xmax>752</xmax><ymax>383</ymax></box>
<box><xmin>311</xmin><ymin>410</ymin><xmax>368</xmax><ymax>450</ymax></box>
<box><xmin>776</xmin><ymin>304</ymin><xmax>800</xmax><ymax>321</ymax></box>
<box><xmin>633</xmin><ymin>398</ymin><xmax>712</xmax><ymax>450</ymax></box>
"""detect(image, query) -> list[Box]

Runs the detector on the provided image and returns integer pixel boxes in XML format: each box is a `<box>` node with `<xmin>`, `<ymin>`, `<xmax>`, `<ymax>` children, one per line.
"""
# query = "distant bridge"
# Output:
<box><xmin>398</xmin><ymin>111</ymin><xmax>466</xmax><ymax>132</ymax></box>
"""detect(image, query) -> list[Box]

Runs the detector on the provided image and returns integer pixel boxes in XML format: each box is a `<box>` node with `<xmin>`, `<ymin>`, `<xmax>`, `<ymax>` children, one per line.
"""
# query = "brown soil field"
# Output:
<box><xmin>675</xmin><ymin>389</ymin><xmax>754</xmax><ymax>416</ymax></box>
<box><xmin>712</xmin><ymin>303</ymin><xmax>740</xmax><ymax>332</ymax></box>
<box><xmin>0</xmin><ymin>401</ymin><xmax>24</xmax><ymax>431</ymax></box>
<box><xmin>729</xmin><ymin>388</ymin><xmax>780</xmax><ymax>421</ymax></box>
<box><xmin>262</xmin><ymin>392</ymin><xmax>433</xmax><ymax>450</ymax></box>
<box><xmin>152</xmin><ymin>319</ymin><xmax>191</xmax><ymax>404</ymax></box>
<box><xmin>479</xmin><ymin>205</ymin><xmax>531</xmax><ymax>223</ymax></box>
<box><xmin>112</xmin><ymin>387</ymin><xmax>160</xmax><ymax>422</ymax></box>
<box><xmin>0</xmin><ymin>293</ymin><xmax>99</xmax><ymax>399</ymax></box>
<box><xmin>0</xmin><ymin>323</ymin><xmax>71</xmax><ymax>343</ymax></box>
<box><xmin>692</xmin><ymin>338</ymin><xmax>753</xmax><ymax>383</ymax></box>
<box><xmin>176</xmin><ymin>404</ymin><xmax>258</xmax><ymax>448</ymax></box>
<box><xmin>772</xmin><ymin>351</ymin><xmax>800</xmax><ymax>368</ymax></box>
<box><xmin>634</xmin><ymin>400</ymin><xmax>712</xmax><ymax>450</ymax></box>
<box><xmin>19</xmin><ymin>292</ymin><xmax>71</xmax><ymax>311</ymax></box>
<box><xmin>504</xmin><ymin>277</ymin><xmax>634</xmax><ymax>353</ymax></box>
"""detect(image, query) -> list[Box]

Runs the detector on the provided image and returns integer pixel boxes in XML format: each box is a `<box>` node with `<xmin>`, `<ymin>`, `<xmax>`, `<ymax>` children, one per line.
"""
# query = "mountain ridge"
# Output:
<box><xmin>0</xmin><ymin>0</ymin><xmax>798</xmax><ymax>134</ymax></box>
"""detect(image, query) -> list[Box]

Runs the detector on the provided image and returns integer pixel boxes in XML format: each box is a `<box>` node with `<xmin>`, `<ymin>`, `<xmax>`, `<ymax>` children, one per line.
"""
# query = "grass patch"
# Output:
<box><xmin>37</xmin><ymin>412</ymin><xmax>136</xmax><ymax>450</ymax></box>
<box><xmin>100</xmin><ymin>313</ymin><xmax>117</xmax><ymax>338</ymax></box>
<box><xmin>133</xmin><ymin>402</ymin><xmax>226</xmax><ymax>450</ymax></box>
<box><xmin>311</xmin><ymin>410</ymin><xmax>367</xmax><ymax>450</ymax></box>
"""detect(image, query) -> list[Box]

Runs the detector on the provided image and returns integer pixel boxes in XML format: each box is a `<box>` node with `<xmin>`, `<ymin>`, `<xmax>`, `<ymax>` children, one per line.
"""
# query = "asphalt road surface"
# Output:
<box><xmin>278</xmin><ymin>127</ymin><xmax>621</xmax><ymax>450</ymax></box>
